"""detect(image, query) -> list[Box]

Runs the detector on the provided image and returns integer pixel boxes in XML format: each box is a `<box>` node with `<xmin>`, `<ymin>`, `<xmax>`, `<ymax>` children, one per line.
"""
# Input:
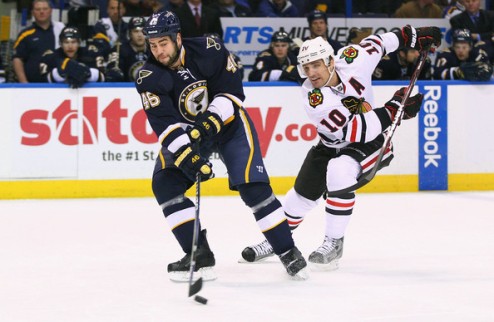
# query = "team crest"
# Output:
<box><xmin>179</xmin><ymin>80</ymin><xmax>209</xmax><ymax>122</ymax></box>
<box><xmin>136</xmin><ymin>69</ymin><xmax>153</xmax><ymax>84</ymax></box>
<box><xmin>308</xmin><ymin>88</ymin><xmax>323</xmax><ymax>107</ymax></box>
<box><xmin>206</xmin><ymin>37</ymin><xmax>222</xmax><ymax>50</ymax></box>
<box><xmin>340</xmin><ymin>46</ymin><xmax>359</xmax><ymax>64</ymax></box>
<box><xmin>341</xmin><ymin>96</ymin><xmax>372</xmax><ymax>114</ymax></box>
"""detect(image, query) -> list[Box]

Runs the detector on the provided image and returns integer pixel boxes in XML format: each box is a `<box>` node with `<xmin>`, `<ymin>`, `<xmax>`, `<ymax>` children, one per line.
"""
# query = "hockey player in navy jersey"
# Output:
<box><xmin>433</xmin><ymin>28</ymin><xmax>492</xmax><ymax>81</ymax></box>
<box><xmin>242</xmin><ymin>25</ymin><xmax>441</xmax><ymax>270</ymax></box>
<box><xmin>40</xmin><ymin>26</ymin><xmax>105</xmax><ymax>88</ymax></box>
<box><xmin>135</xmin><ymin>10</ymin><xmax>308</xmax><ymax>281</ymax></box>
<box><xmin>106</xmin><ymin>16</ymin><xmax>149</xmax><ymax>82</ymax></box>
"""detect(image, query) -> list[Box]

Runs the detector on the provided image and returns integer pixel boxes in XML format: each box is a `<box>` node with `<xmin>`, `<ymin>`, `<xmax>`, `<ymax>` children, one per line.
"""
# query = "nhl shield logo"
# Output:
<box><xmin>340</xmin><ymin>46</ymin><xmax>358</xmax><ymax>64</ymax></box>
<box><xmin>308</xmin><ymin>88</ymin><xmax>323</xmax><ymax>107</ymax></box>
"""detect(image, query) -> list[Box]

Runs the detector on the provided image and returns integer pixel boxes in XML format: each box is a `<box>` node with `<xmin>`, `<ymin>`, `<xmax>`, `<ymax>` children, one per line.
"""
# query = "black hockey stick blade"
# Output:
<box><xmin>188</xmin><ymin>277</ymin><xmax>203</xmax><ymax>297</ymax></box>
<box><xmin>326</xmin><ymin>50</ymin><xmax>428</xmax><ymax>197</ymax></box>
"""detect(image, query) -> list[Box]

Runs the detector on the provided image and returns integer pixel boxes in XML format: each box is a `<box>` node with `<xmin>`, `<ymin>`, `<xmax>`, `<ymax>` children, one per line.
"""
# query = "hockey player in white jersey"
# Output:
<box><xmin>241</xmin><ymin>25</ymin><xmax>441</xmax><ymax>269</ymax></box>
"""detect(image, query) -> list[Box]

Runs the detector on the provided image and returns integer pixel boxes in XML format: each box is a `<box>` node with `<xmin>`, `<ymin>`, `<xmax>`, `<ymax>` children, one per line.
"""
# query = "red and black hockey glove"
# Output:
<box><xmin>400</xmin><ymin>25</ymin><xmax>441</xmax><ymax>51</ymax></box>
<box><xmin>385</xmin><ymin>87</ymin><xmax>424</xmax><ymax>122</ymax></box>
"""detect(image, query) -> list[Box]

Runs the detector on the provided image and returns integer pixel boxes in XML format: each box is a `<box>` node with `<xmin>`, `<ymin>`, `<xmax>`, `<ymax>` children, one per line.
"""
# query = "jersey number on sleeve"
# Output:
<box><xmin>140</xmin><ymin>91</ymin><xmax>160</xmax><ymax>110</ymax></box>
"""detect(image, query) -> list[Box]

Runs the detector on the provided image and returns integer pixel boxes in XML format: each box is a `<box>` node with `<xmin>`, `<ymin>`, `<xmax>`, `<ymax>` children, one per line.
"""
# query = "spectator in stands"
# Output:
<box><xmin>12</xmin><ymin>0</ymin><xmax>65</xmax><ymax>83</ymax></box>
<box><xmin>373</xmin><ymin>48</ymin><xmax>432</xmax><ymax>80</ymax></box>
<box><xmin>92</xmin><ymin>0</ymin><xmax>129</xmax><ymax>49</ymax></box>
<box><xmin>175</xmin><ymin>0</ymin><xmax>223</xmax><ymax>37</ymax></box>
<box><xmin>256</xmin><ymin>0</ymin><xmax>300</xmax><ymax>17</ymax></box>
<box><xmin>304</xmin><ymin>0</ymin><xmax>345</xmax><ymax>15</ymax></box>
<box><xmin>297</xmin><ymin>10</ymin><xmax>343</xmax><ymax>54</ymax></box>
<box><xmin>210</xmin><ymin>0</ymin><xmax>253</xmax><ymax>17</ymax></box>
<box><xmin>393</xmin><ymin>0</ymin><xmax>442</xmax><ymax>18</ymax></box>
<box><xmin>248</xmin><ymin>30</ymin><xmax>301</xmax><ymax>83</ymax></box>
<box><xmin>40</xmin><ymin>26</ymin><xmax>105</xmax><ymax>88</ymax></box>
<box><xmin>443</xmin><ymin>0</ymin><xmax>465</xmax><ymax>19</ymax></box>
<box><xmin>433</xmin><ymin>28</ymin><xmax>492</xmax><ymax>81</ymax></box>
<box><xmin>450</xmin><ymin>0</ymin><xmax>494</xmax><ymax>61</ymax></box>
<box><xmin>163</xmin><ymin>0</ymin><xmax>185</xmax><ymax>12</ymax></box>
<box><xmin>105</xmin><ymin>17</ymin><xmax>149</xmax><ymax>82</ymax></box>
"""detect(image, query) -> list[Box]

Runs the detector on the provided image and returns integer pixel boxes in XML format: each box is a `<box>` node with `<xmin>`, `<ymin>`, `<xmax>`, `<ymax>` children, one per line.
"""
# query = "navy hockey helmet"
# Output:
<box><xmin>59</xmin><ymin>26</ymin><xmax>81</xmax><ymax>42</ymax></box>
<box><xmin>143</xmin><ymin>11</ymin><xmax>181</xmax><ymax>40</ymax></box>
<box><xmin>128</xmin><ymin>16</ymin><xmax>146</xmax><ymax>31</ymax></box>
<box><xmin>452</xmin><ymin>28</ymin><xmax>473</xmax><ymax>46</ymax></box>
<box><xmin>307</xmin><ymin>10</ymin><xmax>327</xmax><ymax>25</ymax></box>
<box><xmin>271</xmin><ymin>30</ymin><xmax>292</xmax><ymax>43</ymax></box>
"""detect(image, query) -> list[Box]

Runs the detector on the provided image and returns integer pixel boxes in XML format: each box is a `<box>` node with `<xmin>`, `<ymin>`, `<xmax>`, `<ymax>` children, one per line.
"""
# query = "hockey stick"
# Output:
<box><xmin>188</xmin><ymin>172</ymin><xmax>203</xmax><ymax>297</ymax></box>
<box><xmin>327</xmin><ymin>50</ymin><xmax>428</xmax><ymax>197</ymax></box>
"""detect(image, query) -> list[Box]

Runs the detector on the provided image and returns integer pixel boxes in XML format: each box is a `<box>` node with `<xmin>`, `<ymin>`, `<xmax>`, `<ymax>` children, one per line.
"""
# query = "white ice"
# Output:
<box><xmin>1</xmin><ymin>192</ymin><xmax>493</xmax><ymax>322</ymax></box>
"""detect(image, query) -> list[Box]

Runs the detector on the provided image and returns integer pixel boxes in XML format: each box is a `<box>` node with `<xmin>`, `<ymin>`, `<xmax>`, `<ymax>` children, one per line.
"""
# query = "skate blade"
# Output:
<box><xmin>169</xmin><ymin>267</ymin><xmax>217</xmax><ymax>283</ymax></box>
<box><xmin>289</xmin><ymin>267</ymin><xmax>309</xmax><ymax>281</ymax></box>
<box><xmin>309</xmin><ymin>259</ymin><xmax>339</xmax><ymax>271</ymax></box>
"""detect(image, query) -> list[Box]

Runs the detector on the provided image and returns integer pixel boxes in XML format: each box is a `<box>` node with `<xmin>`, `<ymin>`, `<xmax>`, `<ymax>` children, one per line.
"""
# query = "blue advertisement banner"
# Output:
<box><xmin>418</xmin><ymin>83</ymin><xmax>448</xmax><ymax>190</ymax></box>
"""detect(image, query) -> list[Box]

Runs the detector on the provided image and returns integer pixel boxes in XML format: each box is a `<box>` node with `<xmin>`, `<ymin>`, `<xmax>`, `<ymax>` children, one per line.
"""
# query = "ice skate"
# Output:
<box><xmin>240</xmin><ymin>239</ymin><xmax>275</xmax><ymax>263</ymax></box>
<box><xmin>167</xmin><ymin>230</ymin><xmax>217</xmax><ymax>282</ymax></box>
<box><xmin>308</xmin><ymin>236</ymin><xmax>344</xmax><ymax>271</ymax></box>
<box><xmin>279</xmin><ymin>247</ymin><xmax>309</xmax><ymax>280</ymax></box>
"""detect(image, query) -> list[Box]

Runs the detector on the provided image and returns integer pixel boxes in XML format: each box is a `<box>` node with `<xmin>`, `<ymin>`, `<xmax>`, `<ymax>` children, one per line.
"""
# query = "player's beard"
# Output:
<box><xmin>163</xmin><ymin>43</ymin><xmax>181</xmax><ymax>68</ymax></box>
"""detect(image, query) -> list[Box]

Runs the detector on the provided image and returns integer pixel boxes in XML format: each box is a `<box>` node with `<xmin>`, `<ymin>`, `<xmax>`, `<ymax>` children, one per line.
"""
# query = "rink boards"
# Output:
<box><xmin>0</xmin><ymin>81</ymin><xmax>492</xmax><ymax>199</ymax></box>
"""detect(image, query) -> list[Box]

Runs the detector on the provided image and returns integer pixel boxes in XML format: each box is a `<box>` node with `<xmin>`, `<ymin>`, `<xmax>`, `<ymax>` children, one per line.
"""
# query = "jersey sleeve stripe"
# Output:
<box><xmin>14</xmin><ymin>28</ymin><xmax>36</xmax><ymax>48</ymax></box>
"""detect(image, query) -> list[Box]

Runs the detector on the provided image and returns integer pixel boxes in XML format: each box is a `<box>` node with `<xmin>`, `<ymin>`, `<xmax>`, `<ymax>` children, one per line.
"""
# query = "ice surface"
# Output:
<box><xmin>1</xmin><ymin>192</ymin><xmax>493</xmax><ymax>322</ymax></box>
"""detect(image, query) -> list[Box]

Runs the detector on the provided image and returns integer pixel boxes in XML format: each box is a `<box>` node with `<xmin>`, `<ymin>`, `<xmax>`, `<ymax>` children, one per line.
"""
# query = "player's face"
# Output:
<box><xmin>107</xmin><ymin>0</ymin><xmax>125</xmax><ymax>23</ymax></box>
<box><xmin>130</xmin><ymin>29</ymin><xmax>146</xmax><ymax>47</ymax></box>
<box><xmin>32</xmin><ymin>1</ymin><xmax>52</xmax><ymax>25</ymax></box>
<box><xmin>310</xmin><ymin>19</ymin><xmax>328</xmax><ymax>38</ymax></box>
<box><xmin>453</xmin><ymin>42</ymin><xmax>471</xmax><ymax>60</ymax></box>
<box><xmin>62</xmin><ymin>38</ymin><xmax>80</xmax><ymax>58</ymax></box>
<box><xmin>149</xmin><ymin>35</ymin><xmax>181</xmax><ymax>68</ymax></box>
<box><xmin>272</xmin><ymin>42</ymin><xmax>289</xmax><ymax>61</ymax></box>
<box><xmin>405</xmin><ymin>49</ymin><xmax>420</xmax><ymax>63</ymax></box>
<box><xmin>302</xmin><ymin>59</ymin><xmax>331</xmax><ymax>88</ymax></box>
<box><xmin>463</xmin><ymin>0</ymin><xmax>480</xmax><ymax>14</ymax></box>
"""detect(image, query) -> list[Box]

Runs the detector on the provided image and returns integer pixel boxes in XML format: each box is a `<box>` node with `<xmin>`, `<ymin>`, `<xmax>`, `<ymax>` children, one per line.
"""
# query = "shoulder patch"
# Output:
<box><xmin>308</xmin><ymin>88</ymin><xmax>323</xmax><ymax>107</ymax></box>
<box><xmin>206</xmin><ymin>37</ymin><xmax>221</xmax><ymax>50</ymax></box>
<box><xmin>340</xmin><ymin>46</ymin><xmax>359</xmax><ymax>64</ymax></box>
<box><xmin>341</xmin><ymin>96</ymin><xmax>372</xmax><ymax>114</ymax></box>
<box><xmin>136</xmin><ymin>69</ymin><xmax>153</xmax><ymax>84</ymax></box>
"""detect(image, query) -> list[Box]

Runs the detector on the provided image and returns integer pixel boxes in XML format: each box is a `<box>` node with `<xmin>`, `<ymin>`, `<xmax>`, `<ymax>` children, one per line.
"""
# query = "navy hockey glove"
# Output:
<box><xmin>60</xmin><ymin>59</ymin><xmax>91</xmax><ymax>88</ymax></box>
<box><xmin>189</xmin><ymin>111</ymin><xmax>223</xmax><ymax>141</ymax></box>
<box><xmin>400</xmin><ymin>25</ymin><xmax>441</xmax><ymax>51</ymax></box>
<box><xmin>174</xmin><ymin>143</ymin><xmax>214</xmax><ymax>182</ymax></box>
<box><xmin>105</xmin><ymin>67</ymin><xmax>124</xmax><ymax>82</ymax></box>
<box><xmin>385</xmin><ymin>87</ymin><xmax>424</xmax><ymax>122</ymax></box>
<box><xmin>459</xmin><ymin>62</ymin><xmax>493</xmax><ymax>81</ymax></box>
<box><xmin>280</xmin><ymin>65</ymin><xmax>301</xmax><ymax>83</ymax></box>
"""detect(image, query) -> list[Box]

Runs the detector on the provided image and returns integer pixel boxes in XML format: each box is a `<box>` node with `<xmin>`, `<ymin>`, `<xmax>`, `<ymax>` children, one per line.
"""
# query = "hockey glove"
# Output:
<box><xmin>459</xmin><ymin>62</ymin><xmax>493</xmax><ymax>81</ymax></box>
<box><xmin>174</xmin><ymin>144</ymin><xmax>214</xmax><ymax>182</ymax></box>
<box><xmin>60</xmin><ymin>59</ymin><xmax>91</xmax><ymax>88</ymax></box>
<box><xmin>280</xmin><ymin>65</ymin><xmax>301</xmax><ymax>83</ymax></box>
<box><xmin>105</xmin><ymin>67</ymin><xmax>124</xmax><ymax>82</ymax></box>
<box><xmin>400</xmin><ymin>25</ymin><xmax>441</xmax><ymax>51</ymax></box>
<box><xmin>189</xmin><ymin>111</ymin><xmax>223</xmax><ymax>141</ymax></box>
<box><xmin>384</xmin><ymin>87</ymin><xmax>424</xmax><ymax>122</ymax></box>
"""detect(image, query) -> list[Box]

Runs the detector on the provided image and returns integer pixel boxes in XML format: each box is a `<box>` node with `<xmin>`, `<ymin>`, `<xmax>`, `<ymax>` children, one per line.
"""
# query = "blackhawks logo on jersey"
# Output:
<box><xmin>340</xmin><ymin>46</ymin><xmax>358</xmax><ymax>64</ymax></box>
<box><xmin>308</xmin><ymin>88</ymin><xmax>323</xmax><ymax>107</ymax></box>
<box><xmin>341</xmin><ymin>96</ymin><xmax>372</xmax><ymax>114</ymax></box>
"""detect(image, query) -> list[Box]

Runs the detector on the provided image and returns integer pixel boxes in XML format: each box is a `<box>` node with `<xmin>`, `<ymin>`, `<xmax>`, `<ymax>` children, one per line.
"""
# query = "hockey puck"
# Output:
<box><xmin>194</xmin><ymin>295</ymin><xmax>208</xmax><ymax>305</ymax></box>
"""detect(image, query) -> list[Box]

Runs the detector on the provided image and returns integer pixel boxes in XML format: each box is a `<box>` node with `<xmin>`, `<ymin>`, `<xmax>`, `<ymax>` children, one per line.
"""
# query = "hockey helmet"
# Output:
<box><xmin>297</xmin><ymin>36</ymin><xmax>334</xmax><ymax>77</ymax></box>
<box><xmin>128</xmin><ymin>16</ymin><xmax>146</xmax><ymax>31</ymax></box>
<box><xmin>307</xmin><ymin>10</ymin><xmax>327</xmax><ymax>25</ymax></box>
<box><xmin>59</xmin><ymin>26</ymin><xmax>81</xmax><ymax>42</ymax></box>
<box><xmin>143</xmin><ymin>11</ymin><xmax>181</xmax><ymax>39</ymax></box>
<box><xmin>271</xmin><ymin>30</ymin><xmax>292</xmax><ymax>43</ymax></box>
<box><xmin>452</xmin><ymin>28</ymin><xmax>473</xmax><ymax>46</ymax></box>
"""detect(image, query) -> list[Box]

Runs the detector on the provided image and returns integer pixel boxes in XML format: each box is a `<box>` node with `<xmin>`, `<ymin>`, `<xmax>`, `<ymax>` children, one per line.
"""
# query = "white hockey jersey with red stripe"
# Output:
<box><xmin>300</xmin><ymin>32</ymin><xmax>400</xmax><ymax>149</ymax></box>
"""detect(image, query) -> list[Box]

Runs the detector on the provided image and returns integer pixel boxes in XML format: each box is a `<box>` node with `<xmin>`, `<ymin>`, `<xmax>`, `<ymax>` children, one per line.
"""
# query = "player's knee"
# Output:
<box><xmin>238</xmin><ymin>182</ymin><xmax>281</xmax><ymax>214</ymax></box>
<box><xmin>326</xmin><ymin>155</ymin><xmax>361</xmax><ymax>192</ymax></box>
<box><xmin>284</xmin><ymin>187</ymin><xmax>319</xmax><ymax>216</ymax></box>
<box><xmin>152</xmin><ymin>169</ymin><xmax>190</xmax><ymax>214</ymax></box>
